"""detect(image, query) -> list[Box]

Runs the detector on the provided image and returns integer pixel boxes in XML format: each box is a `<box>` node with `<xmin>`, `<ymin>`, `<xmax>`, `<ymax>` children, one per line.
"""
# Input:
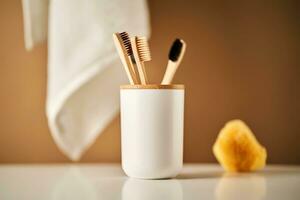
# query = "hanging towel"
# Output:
<box><xmin>22</xmin><ymin>0</ymin><xmax>150</xmax><ymax>161</ymax></box>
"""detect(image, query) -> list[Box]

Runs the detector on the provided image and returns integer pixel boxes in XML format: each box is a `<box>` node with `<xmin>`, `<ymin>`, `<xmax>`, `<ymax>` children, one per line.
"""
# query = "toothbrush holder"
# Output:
<box><xmin>120</xmin><ymin>84</ymin><xmax>185</xmax><ymax>179</ymax></box>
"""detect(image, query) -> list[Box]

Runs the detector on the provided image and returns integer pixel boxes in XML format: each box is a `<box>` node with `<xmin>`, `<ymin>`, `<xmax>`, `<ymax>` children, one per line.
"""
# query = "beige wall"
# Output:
<box><xmin>0</xmin><ymin>0</ymin><xmax>299</xmax><ymax>163</ymax></box>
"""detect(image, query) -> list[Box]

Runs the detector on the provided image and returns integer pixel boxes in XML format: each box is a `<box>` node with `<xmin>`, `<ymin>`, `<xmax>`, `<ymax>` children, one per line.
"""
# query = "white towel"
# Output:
<box><xmin>22</xmin><ymin>0</ymin><xmax>150</xmax><ymax>161</ymax></box>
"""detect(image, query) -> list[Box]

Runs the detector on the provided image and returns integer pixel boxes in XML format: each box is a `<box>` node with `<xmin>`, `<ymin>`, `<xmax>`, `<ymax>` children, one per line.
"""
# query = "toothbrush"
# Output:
<box><xmin>113</xmin><ymin>32</ymin><xmax>139</xmax><ymax>84</ymax></box>
<box><xmin>161</xmin><ymin>39</ymin><xmax>186</xmax><ymax>84</ymax></box>
<box><xmin>131</xmin><ymin>36</ymin><xmax>151</xmax><ymax>85</ymax></box>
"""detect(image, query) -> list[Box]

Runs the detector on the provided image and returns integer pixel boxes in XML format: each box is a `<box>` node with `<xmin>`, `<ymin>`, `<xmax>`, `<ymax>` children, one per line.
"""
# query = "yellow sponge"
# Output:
<box><xmin>213</xmin><ymin>120</ymin><xmax>267</xmax><ymax>172</ymax></box>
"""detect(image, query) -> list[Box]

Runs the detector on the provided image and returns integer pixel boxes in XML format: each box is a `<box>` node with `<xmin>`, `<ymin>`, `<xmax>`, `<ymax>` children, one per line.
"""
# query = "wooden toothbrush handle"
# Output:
<box><xmin>137</xmin><ymin>62</ymin><xmax>148</xmax><ymax>84</ymax></box>
<box><xmin>161</xmin><ymin>61</ymin><xmax>177</xmax><ymax>84</ymax></box>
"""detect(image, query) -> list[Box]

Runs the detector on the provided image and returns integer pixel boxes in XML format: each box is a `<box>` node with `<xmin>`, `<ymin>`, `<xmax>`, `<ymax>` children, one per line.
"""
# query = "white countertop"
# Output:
<box><xmin>0</xmin><ymin>164</ymin><xmax>299</xmax><ymax>200</ymax></box>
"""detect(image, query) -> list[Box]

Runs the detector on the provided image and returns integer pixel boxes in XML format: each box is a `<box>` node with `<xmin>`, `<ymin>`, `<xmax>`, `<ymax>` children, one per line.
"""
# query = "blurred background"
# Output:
<box><xmin>0</xmin><ymin>0</ymin><xmax>299</xmax><ymax>163</ymax></box>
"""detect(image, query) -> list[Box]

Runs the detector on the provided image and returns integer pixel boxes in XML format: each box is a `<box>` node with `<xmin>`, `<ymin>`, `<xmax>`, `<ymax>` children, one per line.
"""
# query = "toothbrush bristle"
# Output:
<box><xmin>169</xmin><ymin>39</ymin><xmax>183</xmax><ymax>62</ymax></box>
<box><xmin>136</xmin><ymin>37</ymin><xmax>151</xmax><ymax>62</ymax></box>
<box><xmin>119</xmin><ymin>32</ymin><xmax>133</xmax><ymax>56</ymax></box>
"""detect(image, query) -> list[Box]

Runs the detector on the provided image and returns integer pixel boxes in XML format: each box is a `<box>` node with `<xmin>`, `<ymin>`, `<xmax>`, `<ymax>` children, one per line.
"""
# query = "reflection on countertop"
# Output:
<box><xmin>0</xmin><ymin>164</ymin><xmax>300</xmax><ymax>200</ymax></box>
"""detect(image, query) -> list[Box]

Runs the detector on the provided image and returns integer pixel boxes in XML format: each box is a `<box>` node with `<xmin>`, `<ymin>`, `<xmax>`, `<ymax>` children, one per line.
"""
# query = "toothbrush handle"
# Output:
<box><xmin>161</xmin><ymin>61</ymin><xmax>177</xmax><ymax>84</ymax></box>
<box><xmin>137</xmin><ymin>61</ymin><xmax>148</xmax><ymax>84</ymax></box>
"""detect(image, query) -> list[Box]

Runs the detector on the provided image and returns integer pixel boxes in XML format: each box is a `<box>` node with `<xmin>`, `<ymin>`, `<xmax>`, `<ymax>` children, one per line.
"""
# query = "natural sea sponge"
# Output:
<box><xmin>213</xmin><ymin>120</ymin><xmax>267</xmax><ymax>172</ymax></box>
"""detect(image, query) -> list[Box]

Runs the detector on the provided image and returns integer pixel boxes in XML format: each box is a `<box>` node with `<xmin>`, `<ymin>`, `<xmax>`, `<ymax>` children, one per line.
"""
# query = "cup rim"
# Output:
<box><xmin>120</xmin><ymin>84</ymin><xmax>184</xmax><ymax>90</ymax></box>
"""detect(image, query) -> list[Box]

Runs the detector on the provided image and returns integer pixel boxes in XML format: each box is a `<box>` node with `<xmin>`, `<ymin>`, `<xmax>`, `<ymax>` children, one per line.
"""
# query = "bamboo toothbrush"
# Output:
<box><xmin>113</xmin><ymin>32</ymin><xmax>139</xmax><ymax>84</ymax></box>
<box><xmin>161</xmin><ymin>39</ymin><xmax>186</xmax><ymax>84</ymax></box>
<box><xmin>131</xmin><ymin>36</ymin><xmax>151</xmax><ymax>85</ymax></box>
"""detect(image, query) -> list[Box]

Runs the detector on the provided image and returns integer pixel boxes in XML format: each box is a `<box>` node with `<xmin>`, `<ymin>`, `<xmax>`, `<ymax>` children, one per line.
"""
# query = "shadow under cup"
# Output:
<box><xmin>120</xmin><ymin>84</ymin><xmax>185</xmax><ymax>179</ymax></box>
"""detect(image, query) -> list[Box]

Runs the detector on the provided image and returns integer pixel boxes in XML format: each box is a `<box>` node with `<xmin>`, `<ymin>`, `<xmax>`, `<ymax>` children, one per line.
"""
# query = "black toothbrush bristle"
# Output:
<box><xmin>169</xmin><ymin>39</ymin><xmax>183</xmax><ymax>61</ymax></box>
<box><xmin>119</xmin><ymin>32</ymin><xmax>133</xmax><ymax>56</ymax></box>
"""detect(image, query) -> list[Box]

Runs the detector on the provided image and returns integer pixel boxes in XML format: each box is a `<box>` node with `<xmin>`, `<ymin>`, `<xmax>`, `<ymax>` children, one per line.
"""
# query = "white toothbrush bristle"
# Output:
<box><xmin>136</xmin><ymin>37</ymin><xmax>151</xmax><ymax>62</ymax></box>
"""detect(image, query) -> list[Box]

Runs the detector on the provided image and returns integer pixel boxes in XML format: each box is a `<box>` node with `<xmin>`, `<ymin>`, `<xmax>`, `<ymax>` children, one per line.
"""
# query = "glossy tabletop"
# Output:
<box><xmin>0</xmin><ymin>164</ymin><xmax>299</xmax><ymax>200</ymax></box>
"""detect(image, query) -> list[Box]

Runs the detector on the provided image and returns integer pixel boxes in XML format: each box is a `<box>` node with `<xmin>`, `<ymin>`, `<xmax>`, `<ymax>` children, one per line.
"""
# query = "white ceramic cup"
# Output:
<box><xmin>120</xmin><ymin>84</ymin><xmax>185</xmax><ymax>179</ymax></box>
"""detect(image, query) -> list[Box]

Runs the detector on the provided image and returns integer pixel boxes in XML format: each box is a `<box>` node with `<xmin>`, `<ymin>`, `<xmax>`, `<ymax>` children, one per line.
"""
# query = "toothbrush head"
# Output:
<box><xmin>136</xmin><ymin>36</ymin><xmax>151</xmax><ymax>62</ymax></box>
<box><xmin>119</xmin><ymin>32</ymin><xmax>133</xmax><ymax>56</ymax></box>
<box><xmin>169</xmin><ymin>38</ymin><xmax>186</xmax><ymax>62</ymax></box>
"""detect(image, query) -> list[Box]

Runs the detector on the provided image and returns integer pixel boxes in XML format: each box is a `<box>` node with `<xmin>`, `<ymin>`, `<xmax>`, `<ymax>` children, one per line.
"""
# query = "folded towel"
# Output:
<box><xmin>22</xmin><ymin>0</ymin><xmax>150</xmax><ymax>161</ymax></box>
